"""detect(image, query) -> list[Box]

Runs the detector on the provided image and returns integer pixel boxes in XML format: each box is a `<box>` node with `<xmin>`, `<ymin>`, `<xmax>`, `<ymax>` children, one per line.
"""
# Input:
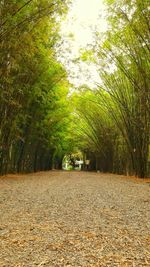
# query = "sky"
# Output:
<box><xmin>58</xmin><ymin>0</ymin><xmax>108</xmax><ymax>88</ymax></box>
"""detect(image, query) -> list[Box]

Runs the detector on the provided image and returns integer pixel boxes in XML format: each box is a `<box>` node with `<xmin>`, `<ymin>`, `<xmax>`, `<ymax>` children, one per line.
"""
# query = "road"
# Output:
<box><xmin>0</xmin><ymin>171</ymin><xmax>150</xmax><ymax>266</ymax></box>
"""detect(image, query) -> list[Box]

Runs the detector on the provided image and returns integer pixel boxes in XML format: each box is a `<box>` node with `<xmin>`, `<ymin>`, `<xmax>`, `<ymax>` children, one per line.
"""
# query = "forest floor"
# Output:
<box><xmin>0</xmin><ymin>171</ymin><xmax>150</xmax><ymax>267</ymax></box>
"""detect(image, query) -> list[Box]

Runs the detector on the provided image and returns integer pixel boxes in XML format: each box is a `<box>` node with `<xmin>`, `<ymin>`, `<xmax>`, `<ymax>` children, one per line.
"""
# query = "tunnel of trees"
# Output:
<box><xmin>0</xmin><ymin>0</ymin><xmax>150</xmax><ymax>177</ymax></box>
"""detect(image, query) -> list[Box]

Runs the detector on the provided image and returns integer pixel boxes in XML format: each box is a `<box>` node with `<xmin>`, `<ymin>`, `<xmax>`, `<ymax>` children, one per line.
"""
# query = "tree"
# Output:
<box><xmin>0</xmin><ymin>0</ymin><xmax>71</xmax><ymax>174</ymax></box>
<box><xmin>93</xmin><ymin>0</ymin><xmax>150</xmax><ymax>177</ymax></box>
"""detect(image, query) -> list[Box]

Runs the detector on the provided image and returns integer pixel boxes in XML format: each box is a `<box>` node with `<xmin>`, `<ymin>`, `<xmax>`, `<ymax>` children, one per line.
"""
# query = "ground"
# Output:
<box><xmin>0</xmin><ymin>171</ymin><xmax>150</xmax><ymax>267</ymax></box>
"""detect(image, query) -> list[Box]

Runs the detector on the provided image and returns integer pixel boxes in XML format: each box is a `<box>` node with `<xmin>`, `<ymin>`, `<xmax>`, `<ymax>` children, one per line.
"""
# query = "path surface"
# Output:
<box><xmin>0</xmin><ymin>171</ymin><xmax>150</xmax><ymax>267</ymax></box>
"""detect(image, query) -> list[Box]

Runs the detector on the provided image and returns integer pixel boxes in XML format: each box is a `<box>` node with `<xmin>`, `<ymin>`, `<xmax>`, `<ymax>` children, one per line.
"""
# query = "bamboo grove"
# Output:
<box><xmin>74</xmin><ymin>0</ymin><xmax>150</xmax><ymax>178</ymax></box>
<box><xmin>0</xmin><ymin>0</ymin><xmax>73</xmax><ymax>174</ymax></box>
<box><xmin>0</xmin><ymin>0</ymin><xmax>150</xmax><ymax>178</ymax></box>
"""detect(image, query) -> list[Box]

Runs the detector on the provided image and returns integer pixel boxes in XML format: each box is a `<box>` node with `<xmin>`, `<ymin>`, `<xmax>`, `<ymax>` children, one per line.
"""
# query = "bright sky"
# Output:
<box><xmin>58</xmin><ymin>0</ymin><xmax>107</xmax><ymax>88</ymax></box>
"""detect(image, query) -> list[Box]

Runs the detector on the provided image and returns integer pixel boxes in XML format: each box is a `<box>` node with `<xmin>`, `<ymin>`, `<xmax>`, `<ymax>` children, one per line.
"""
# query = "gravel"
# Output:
<box><xmin>0</xmin><ymin>171</ymin><xmax>150</xmax><ymax>266</ymax></box>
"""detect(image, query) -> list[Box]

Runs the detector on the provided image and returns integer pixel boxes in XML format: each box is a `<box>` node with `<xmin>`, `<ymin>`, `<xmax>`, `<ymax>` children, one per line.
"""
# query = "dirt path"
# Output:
<box><xmin>0</xmin><ymin>171</ymin><xmax>150</xmax><ymax>267</ymax></box>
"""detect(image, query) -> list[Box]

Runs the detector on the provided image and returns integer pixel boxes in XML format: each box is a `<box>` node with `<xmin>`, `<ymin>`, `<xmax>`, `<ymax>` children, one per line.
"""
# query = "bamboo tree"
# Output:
<box><xmin>94</xmin><ymin>0</ymin><xmax>150</xmax><ymax>177</ymax></box>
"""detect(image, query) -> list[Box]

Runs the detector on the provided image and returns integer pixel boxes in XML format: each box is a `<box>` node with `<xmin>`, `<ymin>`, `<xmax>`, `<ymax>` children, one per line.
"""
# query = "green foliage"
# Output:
<box><xmin>0</xmin><ymin>0</ymin><xmax>72</xmax><ymax>174</ymax></box>
<box><xmin>0</xmin><ymin>0</ymin><xmax>149</xmax><ymax>178</ymax></box>
<box><xmin>75</xmin><ymin>0</ymin><xmax>150</xmax><ymax>177</ymax></box>
<box><xmin>101</xmin><ymin>0</ymin><xmax>150</xmax><ymax>177</ymax></box>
